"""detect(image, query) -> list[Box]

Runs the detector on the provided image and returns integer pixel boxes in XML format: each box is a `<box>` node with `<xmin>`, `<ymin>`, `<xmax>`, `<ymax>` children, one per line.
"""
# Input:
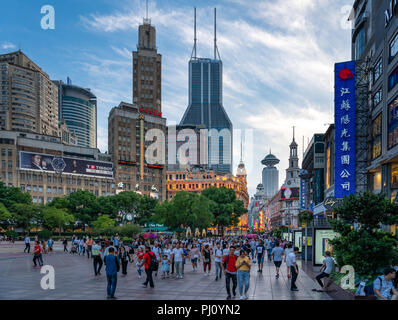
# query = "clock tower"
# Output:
<box><xmin>281</xmin><ymin>127</ymin><xmax>301</xmax><ymax>229</ymax></box>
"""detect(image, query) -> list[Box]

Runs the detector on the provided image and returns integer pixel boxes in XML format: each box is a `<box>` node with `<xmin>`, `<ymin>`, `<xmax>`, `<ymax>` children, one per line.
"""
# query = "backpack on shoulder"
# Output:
<box><xmin>149</xmin><ymin>252</ymin><xmax>159</xmax><ymax>272</ymax></box>
<box><xmin>363</xmin><ymin>276</ymin><xmax>382</xmax><ymax>296</ymax></box>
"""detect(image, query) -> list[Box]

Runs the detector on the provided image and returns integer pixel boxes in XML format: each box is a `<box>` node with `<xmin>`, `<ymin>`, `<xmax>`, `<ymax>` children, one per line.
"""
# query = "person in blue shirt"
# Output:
<box><xmin>374</xmin><ymin>267</ymin><xmax>398</xmax><ymax>300</ymax></box>
<box><xmin>47</xmin><ymin>238</ymin><xmax>54</xmax><ymax>253</ymax></box>
<box><xmin>104</xmin><ymin>247</ymin><xmax>120</xmax><ymax>299</ymax></box>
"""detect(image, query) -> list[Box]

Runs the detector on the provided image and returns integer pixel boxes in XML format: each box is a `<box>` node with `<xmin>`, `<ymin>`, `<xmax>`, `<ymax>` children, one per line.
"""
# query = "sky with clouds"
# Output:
<box><xmin>0</xmin><ymin>0</ymin><xmax>354</xmax><ymax>197</ymax></box>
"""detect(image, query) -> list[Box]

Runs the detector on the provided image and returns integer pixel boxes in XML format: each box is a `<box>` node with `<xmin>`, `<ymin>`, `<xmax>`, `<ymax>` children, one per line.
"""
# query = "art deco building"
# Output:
<box><xmin>132</xmin><ymin>17</ymin><xmax>162</xmax><ymax>113</ymax></box>
<box><xmin>108</xmin><ymin>102</ymin><xmax>166</xmax><ymax>201</ymax></box>
<box><xmin>0</xmin><ymin>50</ymin><xmax>59</xmax><ymax>137</ymax></box>
<box><xmin>261</xmin><ymin>151</ymin><xmax>280</xmax><ymax>199</ymax></box>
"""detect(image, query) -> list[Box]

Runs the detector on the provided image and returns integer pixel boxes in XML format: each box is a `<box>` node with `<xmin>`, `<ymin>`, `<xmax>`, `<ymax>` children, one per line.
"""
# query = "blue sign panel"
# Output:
<box><xmin>299</xmin><ymin>174</ymin><xmax>306</xmax><ymax>210</ymax></box>
<box><xmin>334</xmin><ymin>61</ymin><xmax>356</xmax><ymax>198</ymax></box>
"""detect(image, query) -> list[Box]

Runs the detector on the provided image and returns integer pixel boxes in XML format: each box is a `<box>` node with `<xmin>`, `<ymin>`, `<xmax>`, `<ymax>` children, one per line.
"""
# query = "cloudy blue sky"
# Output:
<box><xmin>0</xmin><ymin>0</ymin><xmax>354</xmax><ymax>196</ymax></box>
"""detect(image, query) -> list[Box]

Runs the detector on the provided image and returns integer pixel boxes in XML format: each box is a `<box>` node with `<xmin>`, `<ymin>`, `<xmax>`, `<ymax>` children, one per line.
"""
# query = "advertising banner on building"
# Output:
<box><xmin>314</xmin><ymin>229</ymin><xmax>339</xmax><ymax>265</ymax></box>
<box><xmin>294</xmin><ymin>230</ymin><xmax>302</xmax><ymax>253</ymax></box>
<box><xmin>299</xmin><ymin>173</ymin><xmax>306</xmax><ymax>210</ymax></box>
<box><xmin>334</xmin><ymin>61</ymin><xmax>356</xmax><ymax>198</ymax></box>
<box><xmin>19</xmin><ymin>151</ymin><xmax>113</xmax><ymax>179</ymax></box>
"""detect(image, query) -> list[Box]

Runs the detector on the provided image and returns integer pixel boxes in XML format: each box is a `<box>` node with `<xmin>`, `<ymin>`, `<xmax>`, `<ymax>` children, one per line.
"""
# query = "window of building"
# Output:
<box><xmin>373</xmin><ymin>58</ymin><xmax>383</xmax><ymax>83</ymax></box>
<box><xmin>389</xmin><ymin>66</ymin><xmax>398</xmax><ymax>91</ymax></box>
<box><xmin>355</xmin><ymin>27</ymin><xmax>365</xmax><ymax>60</ymax></box>
<box><xmin>392</xmin><ymin>163</ymin><xmax>398</xmax><ymax>189</ymax></box>
<box><xmin>373</xmin><ymin>88</ymin><xmax>382</xmax><ymax>108</ymax></box>
<box><xmin>7</xmin><ymin>161</ymin><xmax>12</xmax><ymax>168</ymax></box>
<box><xmin>39</xmin><ymin>186</ymin><xmax>43</xmax><ymax>192</ymax></box>
<box><xmin>390</xmin><ymin>33</ymin><xmax>398</xmax><ymax>61</ymax></box>
<box><xmin>372</xmin><ymin>114</ymin><xmax>382</xmax><ymax>159</ymax></box>
<box><xmin>388</xmin><ymin>96</ymin><xmax>398</xmax><ymax>149</ymax></box>
<box><xmin>8</xmin><ymin>172</ymin><xmax>12</xmax><ymax>179</ymax></box>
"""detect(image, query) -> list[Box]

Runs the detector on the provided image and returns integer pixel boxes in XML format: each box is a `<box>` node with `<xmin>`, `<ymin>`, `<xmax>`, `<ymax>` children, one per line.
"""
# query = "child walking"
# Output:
<box><xmin>161</xmin><ymin>255</ymin><xmax>170</xmax><ymax>279</ymax></box>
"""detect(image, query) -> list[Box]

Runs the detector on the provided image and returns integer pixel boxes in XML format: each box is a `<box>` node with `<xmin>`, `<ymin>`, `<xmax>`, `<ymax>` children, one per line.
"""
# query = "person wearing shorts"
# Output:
<box><xmin>255</xmin><ymin>241</ymin><xmax>265</xmax><ymax>273</ymax></box>
<box><xmin>271</xmin><ymin>241</ymin><xmax>284</xmax><ymax>279</ymax></box>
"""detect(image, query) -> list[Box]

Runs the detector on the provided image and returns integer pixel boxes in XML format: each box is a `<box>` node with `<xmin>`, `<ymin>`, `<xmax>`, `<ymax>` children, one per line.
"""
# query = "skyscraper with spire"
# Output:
<box><xmin>179</xmin><ymin>8</ymin><xmax>233</xmax><ymax>173</ymax></box>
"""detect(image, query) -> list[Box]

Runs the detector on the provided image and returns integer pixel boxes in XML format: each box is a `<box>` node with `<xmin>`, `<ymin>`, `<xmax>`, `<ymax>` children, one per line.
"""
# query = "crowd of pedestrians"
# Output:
<box><xmin>17</xmin><ymin>232</ymin><xmax>398</xmax><ymax>300</ymax></box>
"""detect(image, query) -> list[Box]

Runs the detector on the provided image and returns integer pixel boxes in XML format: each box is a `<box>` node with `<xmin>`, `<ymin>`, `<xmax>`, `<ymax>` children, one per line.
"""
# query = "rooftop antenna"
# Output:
<box><xmin>240</xmin><ymin>139</ymin><xmax>243</xmax><ymax>162</ymax></box>
<box><xmin>214</xmin><ymin>8</ymin><xmax>221</xmax><ymax>60</ymax></box>
<box><xmin>144</xmin><ymin>0</ymin><xmax>150</xmax><ymax>24</ymax></box>
<box><xmin>191</xmin><ymin>7</ymin><xmax>197</xmax><ymax>60</ymax></box>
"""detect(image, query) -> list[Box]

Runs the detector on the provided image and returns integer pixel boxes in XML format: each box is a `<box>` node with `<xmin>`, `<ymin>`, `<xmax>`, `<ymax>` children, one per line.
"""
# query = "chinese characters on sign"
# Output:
<box><xmin>335</xmin><ymin>61</ymin><xmax>356</xmax><ymax>198</ymax></box>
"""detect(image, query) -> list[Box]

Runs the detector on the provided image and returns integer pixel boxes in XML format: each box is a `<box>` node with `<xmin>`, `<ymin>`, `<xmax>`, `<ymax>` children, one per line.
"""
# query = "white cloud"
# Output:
<box><xmin>1</xmin><ymin>42</ymin><xmax>16</xmax><ymax>50</ymax></box>
<box><xmin>79</xmin><ymin>0</ymin><xmax>352</xmax><ymax>196</ymax></box>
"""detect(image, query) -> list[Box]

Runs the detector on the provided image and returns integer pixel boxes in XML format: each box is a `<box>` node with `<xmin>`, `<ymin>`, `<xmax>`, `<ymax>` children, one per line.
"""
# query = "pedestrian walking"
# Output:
<box><xmin>62</xmin><ymin>238</ymin><xmax>68</xmax><ymax>252</ymax></box>
<box><xmin>161</xmin><ymin>254</ymin><xmax>170</xmax><ymax>279</ymax></box>
<box><xmin>236</xmin><ymin>249</ymin><xmax>251</xmax><ymax>300</ymax></box>
<box><xmin>222</xmin><ymin>246</ymin><xmax>238</xmax><ymax>300</ymax></box>
<box><xmin>203</xmin><ymin>244</ymin><xmax>212</xmax><ymax>276</ymax></box>
<box><xmin>47</xmin><ymin>237</ymin><xmax>53</xmax><ymax>253</ymax></box>
<box><xmin>255</xmin><ymin>240</ymin><xmax>265</xmax><ymax>273</ymax></box>
<box><xmin>171</xmin><ymin>242</ymin><xmax>184</xmax><ymax>279</ymax></box>
<box><xmin>86</xmin><ymin>236</ymin><xmax>93</xmax><ymax>259</ymax></box>
<box><xmin>214</xmin><ymin>242</ymin><xmax>223</xmax><ymax>281</ymax></box>
<box><xmin>104</xmin><ymin>247</ymin><xmax>120</xmax><ymax>299</ymax></box>
<box><xmin>33</xmin><ymin>241</ymin><xmax>43</xmax><ymax>268</ymax></box>
<box><xmin>141</xmin><ymin>246</ymin><xmax>155</xmax><ymax>288</ymax></box>
<box><xmin>284</xmin><ymin>243</ymin><xmax>293</xmax><ymax>279</ymax></box>
<box><xmin>118</xmin><ymin>246</ymin><xmax>131</xmax><ymax>276</ymax></box>
<box><xmin>287</xmin><ymin>247</ymin><xmax>300</xmax><ymax>291</ymax></box>
<box><xmin>136</xmin><ymin>246</ymin><xmax>145</xmax><ymax>279</ymax></box>
<box><xmin>92</xmin><ymin>240</ymin><xmax>103</xmax><ymax>276</ymax></box>
<box><xmin>24</xmin><ymin>234</ymin><xmax>31</xmax><ymax>253</ymax></box>
<box><xmin>271</xmin><ymin>241</ymin><xmax>284</xmax><ymax>279</ymax></box>
<box><xmin>190</xmin><ymin>244</ymin><xmax>200</xmax><ymax>272</ymax></box>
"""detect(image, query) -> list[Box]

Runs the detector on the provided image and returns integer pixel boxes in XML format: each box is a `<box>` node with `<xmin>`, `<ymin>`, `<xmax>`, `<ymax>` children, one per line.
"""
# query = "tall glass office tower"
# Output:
<box><xmin>179</xmin><ymin>8</ymin><xmax>232</xmax><ymax>173</ymax></box>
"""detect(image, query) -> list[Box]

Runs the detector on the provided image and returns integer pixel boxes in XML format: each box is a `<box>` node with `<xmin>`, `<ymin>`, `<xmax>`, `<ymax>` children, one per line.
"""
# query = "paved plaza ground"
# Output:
<box><xmin>0</xmin><ymin>242</ymin><xmax>332</xmax><ymax>300</ymax></box>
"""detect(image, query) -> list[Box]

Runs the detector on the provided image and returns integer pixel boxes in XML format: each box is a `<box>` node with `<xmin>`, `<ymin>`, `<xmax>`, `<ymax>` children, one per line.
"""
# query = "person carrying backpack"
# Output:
<box><xmin>373</xmin><ymin>267</ymin><xmax>398</xmax><ymax>300</ymax></box>
<box><xmin>141</xmin><ymin>245</ymin><xmax>156</xmax><ymax>288</ymax></box>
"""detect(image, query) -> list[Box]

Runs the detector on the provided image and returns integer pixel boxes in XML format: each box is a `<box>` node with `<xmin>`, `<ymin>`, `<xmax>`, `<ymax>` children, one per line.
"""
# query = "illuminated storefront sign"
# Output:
<box><xmin>334</xmin><ymin>61</ymin><xmax>356</xmax><ymax>198</ymax></box>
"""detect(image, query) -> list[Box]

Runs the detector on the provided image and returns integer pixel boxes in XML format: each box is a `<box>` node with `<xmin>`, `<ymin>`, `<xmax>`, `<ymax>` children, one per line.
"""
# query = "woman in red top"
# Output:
<box><xmin>33</xmin><ymin>241</ymin><xmax>43</xmax><ymax>267</ymax></box>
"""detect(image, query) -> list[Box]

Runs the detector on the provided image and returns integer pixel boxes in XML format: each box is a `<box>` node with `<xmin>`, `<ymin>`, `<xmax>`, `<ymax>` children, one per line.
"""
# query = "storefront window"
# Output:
<box><xmin>372</xmin><ymin>171</ymin><xmax>382</xmax><ymax>192</ymax></box>
<box><xmin>372</xmin><ymin>114</ymin><xmax>382</xmax><ymax>159</ymax></box>
<box><xmin>391</xmin><ymin>163</ymin><xmax>398</xmax><ymax>189</ymax></box>
<box><xmin>388</xmin><ymin>96</ymin><xmax>398</xmax><ymax>149</ymax></box>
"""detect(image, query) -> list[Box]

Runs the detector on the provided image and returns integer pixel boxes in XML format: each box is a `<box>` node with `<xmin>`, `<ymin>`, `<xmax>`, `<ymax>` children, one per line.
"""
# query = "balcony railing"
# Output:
<box><xmin>311</xmin><ymin>217</ymin><xmax>331</xmax><ymax>228</ymax></box>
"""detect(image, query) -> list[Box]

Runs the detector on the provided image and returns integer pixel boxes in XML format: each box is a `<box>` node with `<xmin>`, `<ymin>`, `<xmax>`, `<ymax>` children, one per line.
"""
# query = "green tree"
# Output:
<box><xmin>97</xmin><ymin>196</ymin><xmax>117</xmax><ymax>218</ymax></box>
<box><xmin>0</xmin><ymin>202</ymin><xmax>13</xmax><ymax>230</ymax></box>
<box><xmin>202</xmin><ymin>187</ymin><xmax>247</xmax><ymax>235</ymax></box>
<box><xmin>66</xmin><ymin>190</ymin><xmax>99</xmax><ymax>227</ymax></box>
<box><xmin>42</xmin><ymin>206</ymin><xmax>74</xmax><ymax>235</ymax></box>
<box><xmin>48</xmin><ymin>197</ymin><xmax>68</xmax><ymax>210</ymax></box>
<box><xmin>136</xmin><ymin>195</ymin><xmax>158</xmax><ymax>224</ymax></box>
<box><xmin>329</xmin><ymin>192</ymin><xmax>398</xmax><ymax>282</ymax></box>
<box><xmin>0</xmin><ymin>181</ymin><xmax>32</xmax><ymax>210</ymax></box>
<box><xmin>92</xmin><ymin>214</ymin><xmax>115</xmax><ymax>231</ymax></box>
<box><xmin>154</xmin><ymin>192</ymin><xmax>214</xmax><ymax>231</ymax></box>
<box><xmin>11</xmin><ymin>203</ymin><xmax>38</xmax><ymax>233</ymax></box>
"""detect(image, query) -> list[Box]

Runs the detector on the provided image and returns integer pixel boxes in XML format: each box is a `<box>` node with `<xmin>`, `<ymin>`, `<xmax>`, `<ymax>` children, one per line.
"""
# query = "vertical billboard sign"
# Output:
<box><xmin>334</xmin><ymin>61</ymin><xmax>356</xmax><ymax>198</ymax></box>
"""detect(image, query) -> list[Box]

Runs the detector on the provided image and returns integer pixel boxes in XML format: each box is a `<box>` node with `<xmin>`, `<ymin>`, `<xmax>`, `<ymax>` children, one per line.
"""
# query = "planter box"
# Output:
<box><xmin>326</xmin><ymin>279</ymin><xmax>377</xmax><ymax>300</ymax></box>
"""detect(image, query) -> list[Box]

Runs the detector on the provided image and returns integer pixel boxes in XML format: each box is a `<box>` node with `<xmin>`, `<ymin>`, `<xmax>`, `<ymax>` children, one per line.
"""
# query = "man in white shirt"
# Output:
<box><xmin>214</xmin><ymin>242</ymin><xmax>224</xmax><ymax>281</ymax></box>
<box><xmin>24</xmin><ymin>235</ymin><xmax>31</xmax><ymax>253</ymax></box>
<box><xmin>287</xmin><ymin>247</ymin><xmax>300</xmax><ymax>291</ymax></box>
<box><xmin>171</xmin><ymin>242</ymin><xmax>184</xmax><ymax>279</ymax></box>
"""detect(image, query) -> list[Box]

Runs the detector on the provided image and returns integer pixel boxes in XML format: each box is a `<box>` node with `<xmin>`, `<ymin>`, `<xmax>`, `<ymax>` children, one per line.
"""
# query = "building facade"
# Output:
<box><xmin>0</xmin><ymin>50</ymin><xmax>58</xmax><ymax>137</ymax></box>
<box><xmin>0</xmin><ymin>130</ymin><xmax>114</xmax><ymax>204</ymax></box>
<box><xmin>108</xmin><ymin>102</ymin><xmax>166</xmax><ymax>201</ymax></box>
<box><xmin>132</xmin><ymin>18</ymin><xmax>162</xmax><ymax>113</ymax></box>
<box><xmin>300</xmin><ymin>134</ymin><xmax>325</xmax><ymax>214</ymax></box>
<box><xmin>350</xmin><ymin>1</ymin><xmax>398</xmax><ymax>205</ymax></box>
<box><xmin>55</xmin><ymin>80</ymin><xmax>97</xmax><ymax>148</ymax></box>
<box><xmin>280</xmin><ymin>133</ymin><xmax>301</xmax><ymax>228</ymax></box>
<box><xmin>166</xmin><ymin>165</ymin><xmax>249</xmax><ymax>209</ymax></box>
<box><xmin>261</xmin><ymin>151</ymin><xmax>280</xmax><ymax>199</ymax></box>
